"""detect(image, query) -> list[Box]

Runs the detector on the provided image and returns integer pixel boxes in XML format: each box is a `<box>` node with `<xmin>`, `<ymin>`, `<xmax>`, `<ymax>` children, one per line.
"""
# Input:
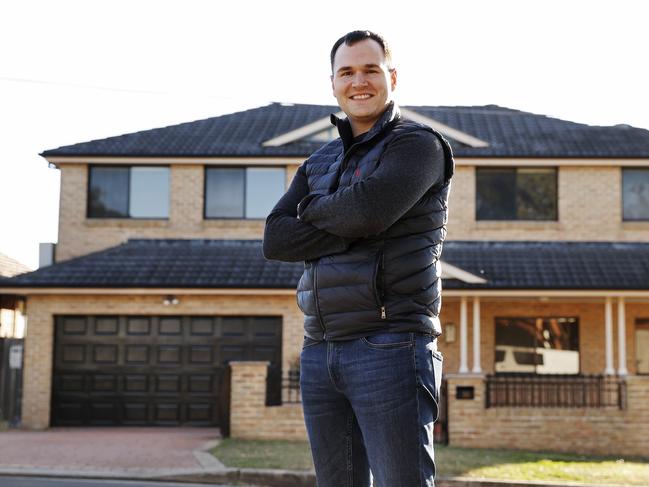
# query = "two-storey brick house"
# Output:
<box><xmin>1</xmin><ymin>103</ymin><xmax>649</xmax><ymax>455</ymax></box>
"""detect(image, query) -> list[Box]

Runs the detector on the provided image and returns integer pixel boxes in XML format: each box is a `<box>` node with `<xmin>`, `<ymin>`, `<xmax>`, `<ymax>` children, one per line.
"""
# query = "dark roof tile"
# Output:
<box><xmin>41</xmin><ymin>103</ymin><xmax>649</xmax><ymax>159</ymax></box>
<box><xmin>2</xmin><ymin>240</ymin><xmax>649</xmax><ymax>291</ymax></box>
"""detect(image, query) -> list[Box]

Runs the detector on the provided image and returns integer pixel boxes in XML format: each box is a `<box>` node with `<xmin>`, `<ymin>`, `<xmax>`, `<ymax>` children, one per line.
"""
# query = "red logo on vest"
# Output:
<box><xmin>354</xmin><ymin>168</ymin><xmax>361</xmax><ymax>177</ymax></box>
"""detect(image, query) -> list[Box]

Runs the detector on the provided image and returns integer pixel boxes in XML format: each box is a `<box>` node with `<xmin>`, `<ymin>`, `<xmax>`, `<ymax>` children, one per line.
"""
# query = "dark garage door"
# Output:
<box><xmin>51</xmin><ymin>315</ymin><xmax>282</xmax><ymax>426</ymax></box>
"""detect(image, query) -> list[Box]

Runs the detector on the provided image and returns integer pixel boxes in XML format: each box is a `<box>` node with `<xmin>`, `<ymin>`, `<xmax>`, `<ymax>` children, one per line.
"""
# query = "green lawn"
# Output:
<box><xmin>211</xmin><ymin>440</ymin><xmax>649</xmax><ymax>485</ymax></box>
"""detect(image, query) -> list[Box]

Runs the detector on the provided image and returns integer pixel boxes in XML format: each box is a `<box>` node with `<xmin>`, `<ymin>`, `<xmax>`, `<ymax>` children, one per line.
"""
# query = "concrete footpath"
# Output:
<box><xmin>0</xmin><ymin>428</ymin><xmax>624</xmax><ymax>487</ymax></box>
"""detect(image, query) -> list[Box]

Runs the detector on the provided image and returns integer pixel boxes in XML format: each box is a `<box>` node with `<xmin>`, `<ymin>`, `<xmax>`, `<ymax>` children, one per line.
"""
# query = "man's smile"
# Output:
<box><xmin>350</xmin><ymin>94</ymin><xmax>373</xmax><ymax>100</ymax></box>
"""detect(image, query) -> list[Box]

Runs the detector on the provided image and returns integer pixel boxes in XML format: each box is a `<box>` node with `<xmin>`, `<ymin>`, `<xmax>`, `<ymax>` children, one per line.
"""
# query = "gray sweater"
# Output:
<box><xmin>263</xmin><ymin>128</ymin><xmax>446</xmax><ymax>262</ymax></box>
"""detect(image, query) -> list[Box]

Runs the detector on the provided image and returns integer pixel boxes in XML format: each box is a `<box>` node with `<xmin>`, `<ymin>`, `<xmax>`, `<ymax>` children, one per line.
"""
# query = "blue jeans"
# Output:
<box><xmin>300</xmin><ymin>331</ymin><xmax>443</xmax><ymax>487</ymax></box>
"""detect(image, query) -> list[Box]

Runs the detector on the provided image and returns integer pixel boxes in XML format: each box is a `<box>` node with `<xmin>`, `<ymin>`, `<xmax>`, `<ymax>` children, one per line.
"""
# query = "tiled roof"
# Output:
<box><xmin>1</xmin><ymin>239</ymin><xmax>648</xmax><ymax>291</ymax></box>
<box><xmin>0</xmin><ymin>252</ymin><xmax>31</xmax><ymax>278</ymax></box>
<box><xmin>0</xmin><ymin>240</ymin><xmax>302</xmax><ymax>289</ymax></box>
<box><xmin>441</xmin><ymin>241</ymin><xmax>649</xmax><ymax>290</ymax></box>
<box><xmin>41</xmin><ymin>103</ymin><xmax>649</xmax><ymax>159</ymax></box>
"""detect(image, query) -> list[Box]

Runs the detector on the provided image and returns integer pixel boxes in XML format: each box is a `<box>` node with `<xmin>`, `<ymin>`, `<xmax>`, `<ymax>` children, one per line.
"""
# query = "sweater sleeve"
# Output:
<box><xmin>263</xmin><ymin>163</ymin><xmax>352</xmax><ymax>262</ymax></box>
<box><xmin>297</xmin><ymin>130</ymin><xmax>446</xmax><ymax>238</ymax></box>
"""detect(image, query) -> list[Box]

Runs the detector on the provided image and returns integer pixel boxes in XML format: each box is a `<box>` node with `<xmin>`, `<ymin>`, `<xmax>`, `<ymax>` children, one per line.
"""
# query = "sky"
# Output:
<box><xmin>1</xmin><ymin>0</ymin><xmax>648</xmax><ymax>269</ymax></box>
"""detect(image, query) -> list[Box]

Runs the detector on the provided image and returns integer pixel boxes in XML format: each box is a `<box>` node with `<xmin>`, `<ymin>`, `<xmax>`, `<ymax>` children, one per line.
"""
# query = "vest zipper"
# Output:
<box><xmin>374</xmin><ymin>251</ymin><xmax>387</xmax><ymax>320</ymax></box>
<box><xmin>312</xmin><ymin>261</ymin><xmax>327</xmax><ymax>339</ymax></box>
<box><xmin>380</xmin><ymin>250</ymin><xmax>387</xmax><ymax>320</ymax></box>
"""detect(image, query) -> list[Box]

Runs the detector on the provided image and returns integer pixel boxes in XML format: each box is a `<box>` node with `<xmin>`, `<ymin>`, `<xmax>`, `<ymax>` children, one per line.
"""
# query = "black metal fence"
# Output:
<box><xmin>0</xmin><ymin>338</ymin><xmax>24</xmax><ymax>425</ymax></box>
<box><xmin>282</xmin><ymin>368</ymin><xmax>301</xmax><ymax>404</ymax></box>
<box><xmin>485</xmin><ymin>374</ymin><xmax>626</xmax><ymax>409</ymax></box>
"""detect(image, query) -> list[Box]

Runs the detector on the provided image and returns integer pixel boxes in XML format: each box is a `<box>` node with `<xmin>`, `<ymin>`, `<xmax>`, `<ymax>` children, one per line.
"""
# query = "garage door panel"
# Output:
<box><xmin>94</xmin><ymin>345</ymin><xmax>118</xmax><ymax>364</ymax></box>
<box><xmin>124</xmin><ymin>374</ymin><xmax>148</xmax><ymax>392</ymax></box>
<box><xmin>189</xmin><ymin>375</ymin><xmax>213</xmax><ymax>393</ymax></box>
<box><xmin>189</xmin><ymin>345</ymin><xmax>213</xmax><ymax>364</ymax></box>
<box><xmin>126</xmin><ymin>346</ymin><xmax>149</xmax><ymax>364</ymax></box>
<box><xmin>127</xmin><ymin>317</ymin><xmax>151</xmax><ymax>335</ymax></box>
<box><xmin>52</xmin><ymin>315</ymin><xmax>281</xmax><ymax>426</ymax></box>
<box><xmin>57</xmin><ymin>373</ymin><xmax>85</xmax><ymax>392</ymax></box>
<box><xmin>190</xmin><ymin>317</ymin><xmax>214</xmax><ymax>336</ymax></box>
<box><xmin>160</xmin><ymin>317</ymin><xmax>182</xmax><ymax>335</ymax></box>
<box><xmin>123</xmin><ymin>403</ymin><xmax>148</xmax><ymax>422</ymax></box>
<box><xmin>188</xmin><ymin>403</ymin><xmax>212</xmax><ymax>421</ymax></box>
<box><xmin>157</xmin><ymin>345</ymin><xmax>181</xmax><ymax>364</ymax></box>
<box><xmin>156</xmin><ymin>374</ymin><xmax>180</xmax><ymax>393</ymax></box>
<box><xmin>92</xmin><ymin>374</ymin><xmax>116</xmax><ymax>392</ymax></box>
<box><xmin>61</xmin><ymin>344</ymin><xmax>85</xmax><ymax>364</ymax></box>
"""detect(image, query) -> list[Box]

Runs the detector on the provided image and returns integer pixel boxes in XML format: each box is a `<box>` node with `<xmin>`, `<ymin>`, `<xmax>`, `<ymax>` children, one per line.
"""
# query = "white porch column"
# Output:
<box><xmin>617</xmin><ymin>297</ymin><xmax>628</xmax><ymax>376</ymax></box>
<box><xmin>604</xmin><ymin>297</ymin><xmax>615</xmax><ymax>375</ymax></box>
<box><xmin>472</xmin><ymin>297</ymin><xmax>482</xmax><ymax>373</ymax></box>
<box><xmin>459</xmin><ymin>296</ymin><xmax>469</xmax><ymax>373</ymax></box>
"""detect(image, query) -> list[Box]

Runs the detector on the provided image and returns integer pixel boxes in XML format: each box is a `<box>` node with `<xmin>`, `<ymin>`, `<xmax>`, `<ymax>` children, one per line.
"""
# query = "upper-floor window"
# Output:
<box><xmin>205</xmin><ymin>167</ymin><xmax>285</xmax><ymax>219</ymax></box>
<box><xmin>88</xmin><ymin>166</ymin><xmax>169</xmax><ymax>219</ymax></box>
<box><xmin>622</xmin><ymin>168</ymin><xmax>649</xmax><ymax>221</ymax></box>
<box><xmin>495</xmin><ymin>317</ymin><xmax>579</xmax><ymax>374</ymax></box>
<box><xmin>476</xmin><ymin>167</ymin><xmax>557</xmax><ymax>221</ymax></box>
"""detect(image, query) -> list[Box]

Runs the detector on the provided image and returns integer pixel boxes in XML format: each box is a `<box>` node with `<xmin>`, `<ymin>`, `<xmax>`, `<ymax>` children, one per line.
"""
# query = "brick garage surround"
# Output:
<box><xmin>447</xmin><ymin>374</ymin><xmax>649</xmax><ymax>457</ymax></box>
<box><xmin>20</xmin><ymin>293</ymin><xmax>304</xmax><ymax>429</ymax></box>
<box><xmin>230</xmin><ymin>361</ymin><xmax>307</xmax><ymax>440</ymax></box>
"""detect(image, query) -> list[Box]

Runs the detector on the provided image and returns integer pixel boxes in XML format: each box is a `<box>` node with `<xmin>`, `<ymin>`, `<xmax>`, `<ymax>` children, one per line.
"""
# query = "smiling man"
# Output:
<box><xmin>264</xmin><ymin>30</ymin><xmax>455</xmax><ymax>486</ymax></box>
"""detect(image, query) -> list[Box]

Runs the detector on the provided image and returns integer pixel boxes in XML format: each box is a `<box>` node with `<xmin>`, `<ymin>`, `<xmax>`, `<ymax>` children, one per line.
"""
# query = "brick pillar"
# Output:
<box><xmin>446</xmin><ymin>374</ymin><xmax>486</xmax><ymax>447</ymax></box>
<box><xmin>229</xmin><ymin>361</ymin><xmax>270</xmax><ymax>439</ymax></box>
<box><xmin>21</xmin><ymin>305</ymin><xmax>54</xmax><ymax>429</ymax></box>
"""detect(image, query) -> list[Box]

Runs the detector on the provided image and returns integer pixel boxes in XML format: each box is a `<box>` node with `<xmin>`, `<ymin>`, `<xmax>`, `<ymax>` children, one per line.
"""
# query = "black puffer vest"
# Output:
<box><xmin>297</xmin><ymin>104</ymin><xmax>454</xmax><ymax>341</ymax></box>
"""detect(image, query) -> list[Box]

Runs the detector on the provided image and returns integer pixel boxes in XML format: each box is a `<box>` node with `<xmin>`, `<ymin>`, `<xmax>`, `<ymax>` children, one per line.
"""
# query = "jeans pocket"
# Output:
<box><xmin>302</xmin><ymin>335</ymin><xmax>321</xmax><ymax>350</ymax></box>
<box><xmin>431</xmin><ymin>350</ymin><xmax>443</xmax><ymax>406</ymax></box>
<box><xmin>361</xmin><ymin>331</ymin><xmax>413</xmax><ymax>350</ymax></box>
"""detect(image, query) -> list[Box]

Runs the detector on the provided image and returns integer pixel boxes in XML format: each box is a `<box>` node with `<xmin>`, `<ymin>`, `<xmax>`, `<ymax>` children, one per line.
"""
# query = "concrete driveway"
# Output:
<box><xmin>0</xmin><ymin>427</ymin><xmax>222</xmax><ymax>475</ymax></box>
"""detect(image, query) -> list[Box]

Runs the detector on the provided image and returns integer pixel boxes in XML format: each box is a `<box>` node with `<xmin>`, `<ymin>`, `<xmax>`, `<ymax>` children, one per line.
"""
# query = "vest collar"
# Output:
<box><xmin>330</xmin><ymin>101</ymin><xmax>401</xmax><ymax>149</ymax></box>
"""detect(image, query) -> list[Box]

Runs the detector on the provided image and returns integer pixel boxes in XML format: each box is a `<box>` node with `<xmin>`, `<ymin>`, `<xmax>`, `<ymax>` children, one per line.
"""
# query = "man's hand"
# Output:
<box><xmin>298</xmin><ymin>130</ymin><xmax>447</xmax><ymax>238</ymax></box>
<box><xmin>263</xmin><ymin>163</ymin><xmax>353</xmax><ymax>262</ymax></box>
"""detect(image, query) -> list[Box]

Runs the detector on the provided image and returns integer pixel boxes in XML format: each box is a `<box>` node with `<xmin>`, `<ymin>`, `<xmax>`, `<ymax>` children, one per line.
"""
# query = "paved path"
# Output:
<box><xmin>0</xmin><ymin>477</ymin><xmax>235</xmax><ymax>487</ymax></box>
<box><xmin>0</xmin><ymin>428</ymin><xmax>221</xmax><ymax>473</ymax></box>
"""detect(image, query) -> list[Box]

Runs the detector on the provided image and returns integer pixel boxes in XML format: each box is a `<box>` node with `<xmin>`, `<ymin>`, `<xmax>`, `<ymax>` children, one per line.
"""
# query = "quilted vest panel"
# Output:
<box><xmin>297</xmin><ymin>117</ymin><xmax>454</xmax><ymax>341</ymax></box>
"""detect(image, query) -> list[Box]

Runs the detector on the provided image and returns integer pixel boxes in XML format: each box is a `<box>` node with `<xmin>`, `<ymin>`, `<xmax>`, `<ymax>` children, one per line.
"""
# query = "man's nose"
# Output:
<box><xmin>351</xmin><ymin>72</ymin><xmax>368</xmax><ymax>86</ymax></box>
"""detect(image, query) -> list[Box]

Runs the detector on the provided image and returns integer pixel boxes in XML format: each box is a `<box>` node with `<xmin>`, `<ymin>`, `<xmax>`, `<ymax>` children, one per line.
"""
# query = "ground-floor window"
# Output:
<box><xmin>494</xmin><ymin>317</ymin><xmax>579</xmax><ymax>374</ymax></box>
<box><xmin>636</xmin><ymin>318</ymin><xmax>649</xmax><ymax>374</ymax></box>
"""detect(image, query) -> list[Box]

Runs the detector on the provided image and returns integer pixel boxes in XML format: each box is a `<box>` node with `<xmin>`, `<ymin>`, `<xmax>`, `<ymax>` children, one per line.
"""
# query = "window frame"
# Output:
<box><xmin>475</xmin><ymin>166</ymin><xmax>559</xmax><ymax>222</ymax></box>
<box><xmin>203</xmin><ymin>166</ymin><xmax>286</xmax><ymax>220</ymax></box>
<box><xmin>493</xmin><ymin>315</ymin><xmax>580</xmax><ymax>375</ymax></box>
<box><xmin>621</xmin><ymin>167</ymin><xmax>649</xmax><ymax>222</ymax></box>
<box><xmin>86</xmin><ymin>165</ymin><xmax>170</xmax><ymax>220</ymax></box>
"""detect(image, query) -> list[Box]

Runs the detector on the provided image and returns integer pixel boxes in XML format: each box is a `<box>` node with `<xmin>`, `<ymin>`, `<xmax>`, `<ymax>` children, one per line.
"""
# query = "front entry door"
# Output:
<box><xmin>635</xmin><ymin>319</ymin><xmax>649</xmax><ymax>374</ymax></box>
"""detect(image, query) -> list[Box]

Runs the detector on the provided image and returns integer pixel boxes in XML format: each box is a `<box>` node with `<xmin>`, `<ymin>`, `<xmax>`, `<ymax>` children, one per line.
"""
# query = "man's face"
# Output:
<box><xmin>331</xmin><ymin>38</ymin><xmax>397</xmax><ymax>136</ymax></box>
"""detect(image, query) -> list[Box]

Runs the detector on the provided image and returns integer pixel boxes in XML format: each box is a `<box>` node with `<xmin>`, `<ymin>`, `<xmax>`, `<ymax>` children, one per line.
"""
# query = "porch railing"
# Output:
<box><xmin>281</xmin><ymin>368</ymin><xmax>302</xmax><ymax>404</ymax></box>
<box><xmin>485</xmin><ymin>374</ymin><xmax>626</xmax><ymax>409</ymax></box>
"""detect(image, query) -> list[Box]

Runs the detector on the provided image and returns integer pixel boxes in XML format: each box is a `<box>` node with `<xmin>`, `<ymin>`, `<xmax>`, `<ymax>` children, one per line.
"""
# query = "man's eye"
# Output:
<box><xmin>340</xmin><ymin>72</ymin><xmax>352</xmax><ymax>77</ymax></box>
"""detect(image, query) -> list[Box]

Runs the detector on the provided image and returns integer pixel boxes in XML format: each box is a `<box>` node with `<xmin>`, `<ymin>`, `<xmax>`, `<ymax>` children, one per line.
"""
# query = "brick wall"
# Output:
<box><xmin>446</xmin><ymin>164</ymin><xmax>649</xmax><ymax>242</ymax></box>
<box><xmin>21</xmin><ymin>293</ymin><xmax>304</xmax><ymax>429</ymax></box>
<box><xmin>56</xmin><ymin>164</ymin><xmax>278</xmax><ymax>262</ymax></box>
<box><xmin>437</xmin><ymin>299</ymin><xmax>646</xmax><ymax>376</ymax></box>
<box><xmin>447</xmin><ymin>374</ymin><xmax>649</xmax><ymax>457</ymax></box>
<box><xmin>230</xmin><ymin>361</ymin><xmax>307</xmax><ymax>440</ymax></box>
<box><xmin>55</xmin><ymin>161</ymin><xmax>649</xmax><ymax>262</ymax></box>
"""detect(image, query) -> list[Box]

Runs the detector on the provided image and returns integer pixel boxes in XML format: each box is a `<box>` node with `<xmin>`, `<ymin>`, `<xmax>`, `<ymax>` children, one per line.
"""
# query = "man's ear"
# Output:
<box><xmin>390</xmin><ymin>68</ymin><xmax>397</xmax><ymax>91</ymax></box>
<box><xmin>330</xmin><ymin>75</ymin><xmax>335</xmax><ymax>96</ymax></box>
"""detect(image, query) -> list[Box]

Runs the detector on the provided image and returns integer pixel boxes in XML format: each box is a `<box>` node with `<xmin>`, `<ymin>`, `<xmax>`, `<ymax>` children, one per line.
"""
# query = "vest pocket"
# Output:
<box><xmin>315</xmin><ymin>249</ymin><xmax>386</xmax><ymax>323</ymax></box>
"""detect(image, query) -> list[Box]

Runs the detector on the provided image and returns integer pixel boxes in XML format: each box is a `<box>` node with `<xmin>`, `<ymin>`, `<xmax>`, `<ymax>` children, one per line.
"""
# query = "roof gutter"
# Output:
<box><xmin>2</xmin><ymin>287</ymin><xmax>649</xmax><ymax>298</ymax></box>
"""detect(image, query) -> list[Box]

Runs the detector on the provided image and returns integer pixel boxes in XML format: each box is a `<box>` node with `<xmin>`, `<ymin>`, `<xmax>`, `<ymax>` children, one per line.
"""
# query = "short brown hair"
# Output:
<box><xmin>330</xmin><ymin>30</ymin><xmax>392</xmax><ymax>72</ymax></box>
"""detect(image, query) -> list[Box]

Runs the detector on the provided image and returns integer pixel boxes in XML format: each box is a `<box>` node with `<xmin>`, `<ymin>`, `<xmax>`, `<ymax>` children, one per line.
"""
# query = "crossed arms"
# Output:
<box><xmin>263</xmin><ymin>131</ymin><xmax>445</xmax><ymax>262</ymax></box>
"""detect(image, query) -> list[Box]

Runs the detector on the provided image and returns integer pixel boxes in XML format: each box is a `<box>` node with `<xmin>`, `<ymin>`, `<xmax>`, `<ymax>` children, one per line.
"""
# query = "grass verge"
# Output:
<box><xmin>212</xmin><ymin>440</ymin><xmax>649</xmax><ymax>485</ymax></box>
